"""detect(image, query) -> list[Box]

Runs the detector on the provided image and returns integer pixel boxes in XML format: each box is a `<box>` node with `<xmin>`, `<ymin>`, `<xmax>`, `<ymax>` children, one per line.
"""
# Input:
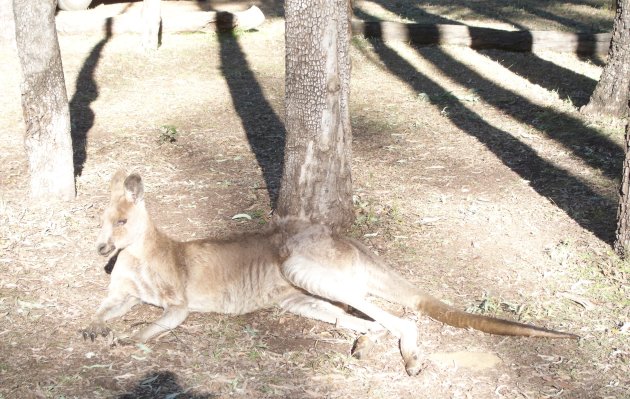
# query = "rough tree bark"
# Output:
<box><xmin>277</xmin><ymin>0</ymin><xmax>354</xmax><ymax>230</ymax></box>
<box><xmin>614</xmin><ymin>123</ymin><xmax>630</xmax><ymax>256</ymax></box>
<box><xmin>581</xmin><ymin>0</ymin><xmax>630</xmax><ymax>117</ymax></box>
<box><xmin>13</xmin><ymin>0</ymin><xmax>75</xmax><ymax>200</ymax></box>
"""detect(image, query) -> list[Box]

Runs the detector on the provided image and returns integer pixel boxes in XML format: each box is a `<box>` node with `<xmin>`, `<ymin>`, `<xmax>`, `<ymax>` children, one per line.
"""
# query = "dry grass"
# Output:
<box><xmin>0</xmin><ymin>0</ymin><xmax>628</xmax><ymax>398</ymax></box>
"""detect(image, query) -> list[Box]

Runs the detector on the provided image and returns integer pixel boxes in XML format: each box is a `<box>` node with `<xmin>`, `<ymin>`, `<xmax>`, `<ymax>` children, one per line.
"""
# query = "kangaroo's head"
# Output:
<box><xmin>96</xmin><ymin>171</ymin><xmax>147</xmax><ymax>257</ymax></box>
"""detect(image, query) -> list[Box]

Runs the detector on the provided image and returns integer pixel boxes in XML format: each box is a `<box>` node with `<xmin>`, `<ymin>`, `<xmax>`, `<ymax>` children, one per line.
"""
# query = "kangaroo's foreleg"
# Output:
<box><xmin>83</xmin><ymin>252</ymin><xmax>143</xmax><ymax>341</ymax></box>
<box><xmin>83</xmin><ymin>291</ymin><xmax>141</xmax><ymax>341</ymax></box>
<box><xmin>132</xmin><ymin>304</ymin><xmax>189</xmax><ymax>343</ymax></box>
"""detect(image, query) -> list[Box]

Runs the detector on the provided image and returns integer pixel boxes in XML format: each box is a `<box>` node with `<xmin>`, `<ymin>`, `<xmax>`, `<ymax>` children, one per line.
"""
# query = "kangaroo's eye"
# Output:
<box><xmin>116</xmin><ymin>219</ymin><xmax>127</xmax><ymax>226</ymax></box>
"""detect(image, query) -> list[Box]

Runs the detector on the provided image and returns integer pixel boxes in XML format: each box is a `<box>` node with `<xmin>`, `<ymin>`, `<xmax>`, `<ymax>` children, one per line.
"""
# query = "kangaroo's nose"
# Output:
<box><xmin>97</xmin><ymin>243</ymin><xmax>109</xmax><ymax>256</ymax></box>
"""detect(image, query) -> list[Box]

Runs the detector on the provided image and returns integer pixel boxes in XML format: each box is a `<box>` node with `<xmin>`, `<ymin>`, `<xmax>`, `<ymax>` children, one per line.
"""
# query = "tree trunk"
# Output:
<box><xmin>278</xmin><ymin>0</ymin><xmax>354</xmax><ymax>230</ymax></box>
<box><xmin>0</xmin><ymin>0</ymin><xmax>16</xmax><ymax>45</ymax></box>
<box><xmin>614</xmin><ymin>122</ymin><xmax>630</xmax><ymax>256</ymax></box>
<box><xmin>581</xmin><ymin>0</ymin><xmax>630</xmax><ymax>118</ymax></box>
<box><xmin>13</xmin><ymin>0</ymin><xmax>75</xmax><ymax>201</ymax></box>
<box><xmin>141</xmin><ymin>0</ymin><xmax>161</xmax><ymax>49</ymax></box>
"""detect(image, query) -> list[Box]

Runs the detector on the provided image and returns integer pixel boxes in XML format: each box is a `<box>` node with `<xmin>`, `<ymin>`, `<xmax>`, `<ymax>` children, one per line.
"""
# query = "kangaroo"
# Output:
<box><xmin>83</xmin><ymin>171</ymin><xmax>578</xmax><ymax>376</ymax></box>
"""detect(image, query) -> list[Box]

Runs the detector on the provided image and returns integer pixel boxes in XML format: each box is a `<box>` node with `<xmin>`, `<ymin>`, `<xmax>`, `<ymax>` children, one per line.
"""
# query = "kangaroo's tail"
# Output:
<box><xmin>416</xmin><ymin>293</ymin><xmax>579</xmax><ymax>339</ymax></box>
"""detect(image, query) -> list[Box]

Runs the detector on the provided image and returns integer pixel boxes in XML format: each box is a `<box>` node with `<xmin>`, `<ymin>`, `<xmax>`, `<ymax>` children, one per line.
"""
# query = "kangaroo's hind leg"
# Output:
<box><xmin>281</xmin><ymin>255</ymin><xmax>425</xmax><ymax>376</ymax></box>
<box><xmin>279</xmin><ymin>290</ymin><xmax>386</xmax><ymax>360</ymax></box>
<box><xmin>279</xmin><ymin>290</ymin><xmax>382</xmax><ymax>334</ymax></box>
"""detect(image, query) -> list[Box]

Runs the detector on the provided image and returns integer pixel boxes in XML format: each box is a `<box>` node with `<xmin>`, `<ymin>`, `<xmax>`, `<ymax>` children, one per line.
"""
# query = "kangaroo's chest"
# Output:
<box><xmin>134</xmin><ymin>265</ymin><xmax>164</xmax><ymax>306</ymax></box>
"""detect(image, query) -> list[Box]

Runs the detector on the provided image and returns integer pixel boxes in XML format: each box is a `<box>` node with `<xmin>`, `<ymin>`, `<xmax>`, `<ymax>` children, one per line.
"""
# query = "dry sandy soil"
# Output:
<box><xmin>0</xmin><ymin>0</ymin><xmax>628</xmax><ymax>398</ymax></box>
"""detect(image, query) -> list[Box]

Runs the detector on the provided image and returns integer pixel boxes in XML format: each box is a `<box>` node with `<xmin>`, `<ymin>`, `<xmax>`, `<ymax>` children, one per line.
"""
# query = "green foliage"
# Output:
<box><xmin>158</xmin><ymin>125</ymin><xmax>178</xmax><ymax>144</ymax></box>
<box><xmin>466</xmin><ymin>294</ymin><xmax>528</xmax><ymax>319</ymax></box>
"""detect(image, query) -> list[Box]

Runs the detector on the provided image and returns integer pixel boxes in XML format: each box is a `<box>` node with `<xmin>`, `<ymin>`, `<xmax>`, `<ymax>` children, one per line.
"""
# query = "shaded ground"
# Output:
<box><xmin>0</xmin><ymin>1</ymin><xmax>628</xmax><ymax>398</ymax></box>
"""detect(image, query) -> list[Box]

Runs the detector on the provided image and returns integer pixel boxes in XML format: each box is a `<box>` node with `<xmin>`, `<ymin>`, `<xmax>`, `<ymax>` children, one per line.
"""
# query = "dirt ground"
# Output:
<box><xmin>1</xmin><ymin>1</ymin><xmax>629</xmax><ymax>398</ymax></box>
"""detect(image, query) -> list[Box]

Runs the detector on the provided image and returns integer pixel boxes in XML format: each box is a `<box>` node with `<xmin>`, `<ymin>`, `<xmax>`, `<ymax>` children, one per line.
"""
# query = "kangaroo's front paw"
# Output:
<box><xmin>81</xmin><ymin>322</ymin><xmax>111</xmax><ymax>342</ymax></box>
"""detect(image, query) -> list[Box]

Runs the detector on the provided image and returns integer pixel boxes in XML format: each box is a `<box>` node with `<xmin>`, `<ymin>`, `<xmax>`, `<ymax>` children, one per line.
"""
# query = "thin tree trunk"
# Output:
<box><xmin>13</xmin><ymin>0</ymin><xmax>75</xmax><ymax>200</ymax></box>
<box><xmin>581</xmin><ymin>0</ymin><xmax>630</xmax><ymax>118</ymax></box>
<box><xmin>614</xmin><ymin>122</ymin><xmax>630</xmax><ymax>256</ymax></box>
<box><xmin>278</xmin><ymin>0</ymin><xmax>354</xmax><ymax>229</ymax></box>
<box><xmin>142</xmin><ymin>0</ymin><xmax>161</xmax><ymax>49</ymax></box>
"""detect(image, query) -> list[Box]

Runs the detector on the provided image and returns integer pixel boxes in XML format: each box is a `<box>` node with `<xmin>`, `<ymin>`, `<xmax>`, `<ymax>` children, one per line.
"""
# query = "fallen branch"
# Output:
<box><xmin>352</xmin><ymin>20</ymin><xmax>611</xmax><ymax>55</ymax></box>
<box><xmin>55</xmin><ymin>1</ymin><xmax>265</xmax><ymax>35</ymax></box>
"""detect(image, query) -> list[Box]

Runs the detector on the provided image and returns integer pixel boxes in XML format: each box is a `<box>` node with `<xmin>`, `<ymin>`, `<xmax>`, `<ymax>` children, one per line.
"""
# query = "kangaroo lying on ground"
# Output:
<box><xmin>83</xmin><ymin>171</ymin><xmax>578</xmax><ymax>375</ymax></box>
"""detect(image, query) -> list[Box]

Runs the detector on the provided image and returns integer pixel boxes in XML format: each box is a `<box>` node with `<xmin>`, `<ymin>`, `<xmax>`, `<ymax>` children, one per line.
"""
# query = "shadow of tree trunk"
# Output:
<box><xmin>69</xmin><ymin>17</ymin><xmax>113</xmax><ymax>176</ymax></box>
<box><xmin>218</xmin><ymin>33</ymin><xmax>286</xmax><ymax>208</ymax></box>
<box><xmin>363</xmin><ymin>39</ymin><xmax>617</xmax><ymax>242</ymax></box>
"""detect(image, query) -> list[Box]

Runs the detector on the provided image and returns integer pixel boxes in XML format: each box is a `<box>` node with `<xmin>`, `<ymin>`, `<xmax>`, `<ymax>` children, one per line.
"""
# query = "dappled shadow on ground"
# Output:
<box><xmin>419</xmin><ymin>48</ymin><xmax>621</xmax><ymax>179</ymax></box>
<box><xmin>356</xmin><ymin>1</ymin><xmax>457</xmax><ymax>25</ymax></box>
<box><xmin>482</xmin><ymin>50</ymin><xmax>597</xmax><ymax>108</ymax></box>
<box><xmin>352</xmin><ymin>9</ymin><xmax>620</xmax><ymax>177</ymax></box>
<box><xmin>373</xmin><ymin>0</ymin><xmax>612</xmax><ymax>32</ymax></box>
<box><xmin>117</xmin><ymin>370</ymin><xmax>217</xmax><ymax>398</ymax></box>
<box><xmin>69</xmin><ymin>18</ymin><xmax>113</xmax><ymax>176</ymax></box>
<box><xmin>354</xmin><ymin>5</ymin><xmax>605</xmax><ymax>85</ymax></box>
<box><xmin>466</xmin><ymin>0</ymin><xmax>605</xmax><ymax>31</ymax></box>
<box><xmin>217</xmin><ymin>33</ymin><xmax>286</xmax><ymax>207</ymax></box>
<box><xmin>352</xmin><ymin>2</ymin><xmax>620</xmax><ymax>242</ymax></box>
<box><xmin>362</xmin><ymin>40</ymin><xmax>617</xmax><ymax>242</ymax></box>
<box><xmin>361</xmin><ymin>0</ymin><xmax>606</xmax><ymax>92</ymax></box>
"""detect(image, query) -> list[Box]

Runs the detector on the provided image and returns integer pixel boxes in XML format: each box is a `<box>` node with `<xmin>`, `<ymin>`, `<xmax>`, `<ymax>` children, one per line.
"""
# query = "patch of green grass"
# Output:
<box><xmin>179</xmin><ymin>31</ymin><xmax>210</xmax><ymax>36</ymax></box>
<box><xmin>158</xmin><ymin>125</ymin><xmax>178</xmax><ymax>144</ymax></box>
<box><xmin>41</xmin><ymin>374</ymin><xmax>83</xmax><ymax>398</ymax></box>
<box><xmin>429</xmin><ymin>89</ymin><xmax>481</xmax><ymax>105</ymax></box>
<box><xmin>351</xmin><ymin>35</ymin><xmax>373</xmax><ymax>52</ymax></box>
<box><xmin>229</xmin><ymin>28</ymin><xmax>249</xmax><ymax>38</ymax></box>
<box><xmin>249</xmin><ymin>209</ymin><xmax>267</xmax><ymax>224</ymax></box>
<box><xmin>466</xmin><ymin>294</ymin><xmax>529</xmax><ymax>319</ymax></box>
<box><xmin>258</xmin><ymin>384</ymin><xmax>276</xmax><ymax>395</ymax></box>
<box><xmin>577</xmin><ymin>250</ymin><xmax>630</xmax><ymax>307</ymax></box>
<box><xmin>216</xmin><ymin>179</ymin><xmax>233</xmax><ymax>187</ymax></box>
<box><xmin>530</xmin><ymin>106</ymin><xmax>558</xmax><ymax>131</ymax></box>
<box><xmin>229</xmin><ymin>377</ymin><xmax>242</xmax><ymax>392</ymax></box>
<box><xmin>248</xmin><ymin>348</ymin><xmax>262</xmax><ymax>360</ymax></box>
<box><xmin>350</xmin><ymin>195</ymin><xmax>408</xmax><ymax>239</ymax></box>
<box><xmin>544</xmin><ymin>240</ymin><xmax>629</xmax><ymax>332</ymax></box>
<box><xmin>212</xmin><ymin>348</ymin><xmax>224</xmax><ymax>360</ymax></box>
<box><xmin>243</xmin><ymin>325</ymin><xmax>259</xmax><ymax>337</ymax></box>
<box><xmin>217</xmin><ymin>28</ymin><xmax>253</xmax><ymax>41</ymax></box>
<box><xmin>354</xmin><ymin>202</ymin><xmax>380</xmax><ymax>229</ymax></box>
<box><xmin>307</xmin><ymin>351</ymin><xmax>356</xmax><ymax>375</ymax></box>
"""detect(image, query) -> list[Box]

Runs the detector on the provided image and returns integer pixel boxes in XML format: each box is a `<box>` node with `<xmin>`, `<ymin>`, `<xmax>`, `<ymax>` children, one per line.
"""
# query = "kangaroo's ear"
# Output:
<box><xmin>123</xmin><ymin>174</ymin><xmax>144</xmax><ymax>204</ymax></box>
<box><xmin>109</xmin><ymin>169</ymin><xmax>128</xmax><ymax>200</ymax></box>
